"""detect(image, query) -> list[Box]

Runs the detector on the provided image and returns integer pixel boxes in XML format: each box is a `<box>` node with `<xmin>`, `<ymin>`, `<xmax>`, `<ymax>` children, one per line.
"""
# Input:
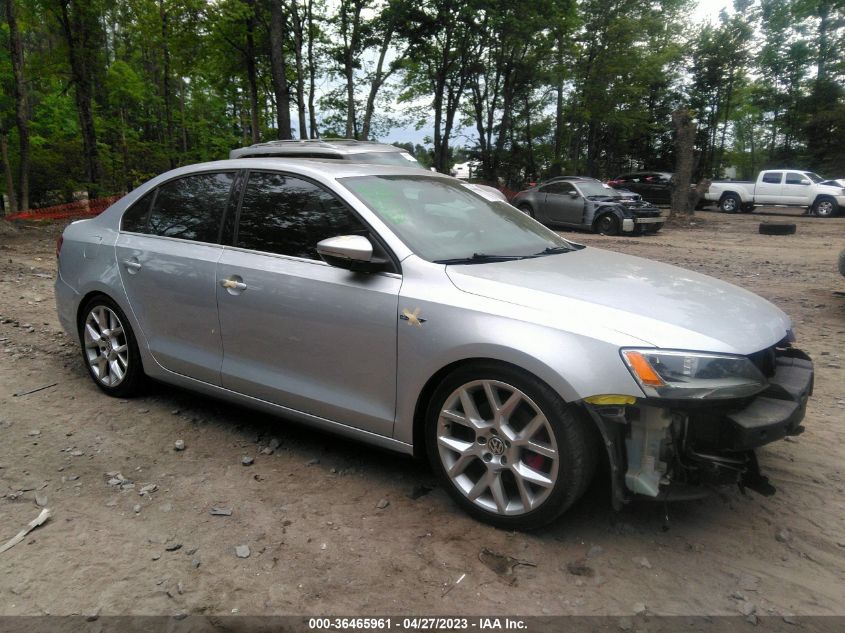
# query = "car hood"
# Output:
<box><xmin>445</xmin><ymin>247</ymin><xmax>791</xmax><ymax>355</ymax></box>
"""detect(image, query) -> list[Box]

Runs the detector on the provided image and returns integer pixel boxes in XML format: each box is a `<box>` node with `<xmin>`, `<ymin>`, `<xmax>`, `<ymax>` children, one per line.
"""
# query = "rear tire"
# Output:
<box><xmin>425</xmin><ymin>362</ymin><xmax>597</xmax><ymax>530</ymax></box>
<box><xmin>517</xmin><ymin>204</ymin><xmax>534</xmax><ymax>218</ymax></box>
<box><xmin>78</xmin><ymin>295</ymin><xmax>145</xmax><ymax>397</ymax></box>
<box><xmin>719</xmin><ymin>193</ymin><xmax>741</xmax><ymax>213</ymax></box>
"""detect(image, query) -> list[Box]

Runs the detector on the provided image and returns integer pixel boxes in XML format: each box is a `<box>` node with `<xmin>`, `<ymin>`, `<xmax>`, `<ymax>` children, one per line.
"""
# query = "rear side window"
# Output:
<box><xmin>762</xmin><ymin>172</ymin><xmax>782</xmax><ymax>184</ymax></box>
<box><xmin>147</xmin><ymin>172</ymin><xmax>234</xmax><ymax>243</ymax></box>
<box><xmin>236</xmin><ymin>171</ymin><xmax>367</xmax><ymax>260</ymax></box>
<box><xmin>121</xmin><ymin>190</ymin><xmax>155</xmax><ymax>233</ymax></box>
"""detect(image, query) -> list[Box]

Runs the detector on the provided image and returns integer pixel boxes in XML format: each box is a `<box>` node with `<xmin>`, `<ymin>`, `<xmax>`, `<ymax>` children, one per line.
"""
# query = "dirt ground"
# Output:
<box><xmin>0</xmin><ymin>208</ymin><xmax>843</xmax><ymax>620</ymax></box>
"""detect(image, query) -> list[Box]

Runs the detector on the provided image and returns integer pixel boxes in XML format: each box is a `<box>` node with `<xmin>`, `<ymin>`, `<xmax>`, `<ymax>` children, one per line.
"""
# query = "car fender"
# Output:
<box><xmin>393</xmin><ymin>257</ymin><xmax>646</xmax><ymax>444</ymax></box>
<box><xmin>588</xmin><ymin>203</ymin><xmax>626</xmax><ymax>229</ymax></box>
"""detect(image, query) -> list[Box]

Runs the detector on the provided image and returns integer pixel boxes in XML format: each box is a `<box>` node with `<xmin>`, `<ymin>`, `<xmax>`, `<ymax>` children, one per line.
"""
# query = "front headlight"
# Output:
<box><xmin>621</xmin><ymin>349</ymin><xmax>767</xmax><ymax>399</ymax></box>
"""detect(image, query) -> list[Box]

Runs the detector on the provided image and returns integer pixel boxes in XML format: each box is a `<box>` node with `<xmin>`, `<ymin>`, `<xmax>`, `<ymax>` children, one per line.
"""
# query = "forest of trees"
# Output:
<box><xmin>0</xmin><ymin>0</ymin><xmax>842</xmax><ymax>211</ymax></box>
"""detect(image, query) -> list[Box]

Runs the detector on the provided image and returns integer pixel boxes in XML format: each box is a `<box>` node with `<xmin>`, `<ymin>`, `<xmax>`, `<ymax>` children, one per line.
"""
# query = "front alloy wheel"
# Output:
<box><xmin>436</xmin><ymin>380</ymin><xmax>559</xmax><ymax>516</ymax></box>
<box><xmin>426</xmin><ymin>364</ymin><xmax>597</xmax><ymax>529</ymax></box>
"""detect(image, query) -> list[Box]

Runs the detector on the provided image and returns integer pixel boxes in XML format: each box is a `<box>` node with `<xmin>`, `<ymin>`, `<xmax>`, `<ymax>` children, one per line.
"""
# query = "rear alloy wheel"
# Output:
<box><xmin>812</xmin><ymin>197</ymin><xmax>837</xmax><ymax>217</ymax></box>
<box><xmin>425</xmin><ymin>364</ymin><xmax>596</xmax><ymax>529</ymax></box>
<box><xmin>79</xmin><ymin>296</ymin><xmax>144</xmax><ymax>397</ymax></box>
<box><xmin>595</xmin><ymin>214</ymin><xmax>619</xmax><ymax>235</ymax></box>
<box><xmin>518</xmin><ymin>204</ymin><xmax>534</xmax><ymax>218</ymax></box>
<box><xmin>719</xmin><ymin>194</ymin><xmax>741</xmax><ymax>213</ymax></box>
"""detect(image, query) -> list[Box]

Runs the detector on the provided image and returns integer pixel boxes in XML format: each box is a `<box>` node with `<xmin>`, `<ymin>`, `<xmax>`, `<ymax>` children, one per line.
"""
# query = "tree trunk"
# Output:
<box><xmin>160</xmin><ymin>0</ymin><xmax>175</xmax><ymax>168</ymax></box>
<box><xmin>269</xmin><ymin>0</ymin><xmax>293</xmax><ymax>139</ymax></box>
<box><xmin>361</xmin><ymin>31</ymin><xmax>392</xmax><ymax>140</ymax></box>
<box><xmin>5</xmin><ymin>0</ymin><xmax>29</xmax><ymax>210</ymax></box>
<box><xmin>245</xmin><ymin>0</ymin><xmax>260</xmax><ymax>143</ymax></box>
<box><xmin>306</xmin><ymin>0</ymin><xmax>318</xmax><ymax>138</ymax></box>
<box><xmin>58</xmin><ymin>0</ymin><xmax>102</xmax><ymax>198</ymax></box>
<box><xmin>290</xmin><ymin>2</ymin><xmax>308</xmax><ymax>139</ymax></box>
<box><xmin>340</xmin><ymin>0</ymin><xmax>362</xmax><ymax>138</ymax></box>
<box><xmin>0</xmin><ymin>131</ymin><xmax>17</xmax><ymax>214</ymax></box>
<box><xmin>670</xmin><ymin>108</ymin><xmax>704</xmax><ymax>218</ymax></box>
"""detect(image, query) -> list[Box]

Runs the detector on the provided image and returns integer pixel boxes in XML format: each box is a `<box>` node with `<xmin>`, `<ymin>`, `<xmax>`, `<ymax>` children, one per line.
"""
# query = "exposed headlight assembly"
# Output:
<box><xmin>621</xmin><ymin>349</ymin><xmax>767</xmax><ymax>399</ymax></box>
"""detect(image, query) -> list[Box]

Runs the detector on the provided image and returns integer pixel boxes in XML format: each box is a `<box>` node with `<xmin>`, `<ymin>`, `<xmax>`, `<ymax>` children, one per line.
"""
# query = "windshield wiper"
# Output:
<box><xmin>533</xmin><ymin>245</ymin><xmax>573</xmax><ymax>256</ymax></box>
<box><xmin>434</xmin><ymin>252</ymin><xmax>535</xmax><ymax>265</ymax></box>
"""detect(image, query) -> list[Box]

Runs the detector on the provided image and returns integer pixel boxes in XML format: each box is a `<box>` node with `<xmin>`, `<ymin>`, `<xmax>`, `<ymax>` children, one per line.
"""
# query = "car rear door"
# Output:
<box><xmin>539</xmin><ymin>181</ymin><xmax>584</xmax><ymax>224</ymax></box>
<box><xmin>216</xmin><ymin>170</ymin><xmax>400</xmax><ymax>437</ymax></box>
<box><xmin>115</xmin><ymin>171</ymin><xmax>236</xmax><ymax>385</ymax></box>
<box><xmin>756</xmin><ymin>171</ymin><xmax>783</xmax><ymax>204</ymax></box>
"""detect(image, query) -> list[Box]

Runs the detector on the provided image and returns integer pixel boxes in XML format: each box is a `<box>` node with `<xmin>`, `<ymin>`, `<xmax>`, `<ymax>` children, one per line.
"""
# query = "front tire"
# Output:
<box><xmin>425</xmin><ymin>362</ymin><xmax>597</xmax><ymax>530</ymax></box>
<box><xmin>812</xmin><ymin>197</ymin><xmax>837</xmax><ymax>217</ymax></box>
<box><xmin>645</xmin><ymin>222</ymin><xmax>663</xmax><ymax>234</ymax></box>
<box><xmin>595</xmin><ymin>214</ymin><xmax>620</xmax><ymax>235</ymax></box>
<box><xmin>79</xmin><ymin>295</ymin><xmax>144</xmax><ymax>397</ymax></box>
<box><xmin>719</xmin><ymin>193</ymin><xmax>741</xmax><ymax>213</ymax></box>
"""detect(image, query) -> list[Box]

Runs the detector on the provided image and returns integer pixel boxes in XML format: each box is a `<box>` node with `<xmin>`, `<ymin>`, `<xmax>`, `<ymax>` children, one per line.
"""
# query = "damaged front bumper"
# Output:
<box><xmin>584</xmin><ymin>346</ymin><xmax>814</xmax><ymax>508</ymax></box>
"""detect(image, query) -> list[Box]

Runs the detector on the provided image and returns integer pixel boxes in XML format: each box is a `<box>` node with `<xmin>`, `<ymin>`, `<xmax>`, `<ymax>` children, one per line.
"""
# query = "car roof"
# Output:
<box><xmin>230</xmin><ymin>139</ymin><xmax>408</xmax><ymax>159</ymax></box>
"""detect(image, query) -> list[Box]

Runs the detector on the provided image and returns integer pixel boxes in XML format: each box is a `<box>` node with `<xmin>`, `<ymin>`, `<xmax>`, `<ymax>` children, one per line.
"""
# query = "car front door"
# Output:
<box><xmin>216</xmin><ymin>171</ymin><xmax>400</xmax><ymax>437</ymax></box>
<box><xmin>115</xmin><ymin>171</ymin><xmax>236</xmax><ymax>385</ymax></box>
<box><xmin>539</xmin><ymin>182</ymin><xmax>584</xmax><ymax>225</ymax></box>
<box><xmin>782</xmin><ymin>172</ymin><xmax>812</xmax><ymax>205</ymax></box>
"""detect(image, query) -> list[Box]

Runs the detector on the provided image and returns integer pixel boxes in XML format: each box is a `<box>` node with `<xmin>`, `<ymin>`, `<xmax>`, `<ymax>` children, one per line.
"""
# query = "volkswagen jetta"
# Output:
<box><xmin>55</xmin><ymin>159</ymin><xmax>813</xmax><ymax>529</ymax></box>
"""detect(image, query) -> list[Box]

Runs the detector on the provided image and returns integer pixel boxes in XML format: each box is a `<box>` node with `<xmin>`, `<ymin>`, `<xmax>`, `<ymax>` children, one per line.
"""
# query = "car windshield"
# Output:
<box><xmin>340</xmin><ymin>175</ymin><xmax>572</xmax><ymax>263</ymax></box>
<box><xmin>577</xmin><ymin>181</ymin><xmax>617</xmax><ymax>197</ymax></box>
<box><xmin>804</xmin><ymin>172</ymin><xmax>823</xmax><ymax>183</ymax></box>
<box><xmin>346</xmin><ymin>151</ymin><xmax>424</xmax><ymax>169</ymax></box>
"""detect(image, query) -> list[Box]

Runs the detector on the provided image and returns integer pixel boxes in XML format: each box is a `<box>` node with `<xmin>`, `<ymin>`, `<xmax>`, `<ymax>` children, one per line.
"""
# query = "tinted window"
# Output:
<box><xmin>147</xmin><ymin>172</ymin><xmax>234</xmax><ymax>242</ymax></box>
<box><xmin>762</xmin><ymin>172</ymin><xmax>782</xmax><ymax>184</ymax></box>
<box><xmin>539</xmin><ymin>182</ymin><xmax>574</xmax><ymax>194</ymax></box>
<box><xmin>785</xmin><ymin>172</ymin><xmax>806</xmax><ymax>185</ymax></box>
<box><xmin>121</xmin><ymin>190</ymin><xmax>155</xmax><ymax>233</ymax></box>
<box><xmin>236</xmin><ymin>172</ymin><xmax>367</xmax><ymax>259</ymax></box>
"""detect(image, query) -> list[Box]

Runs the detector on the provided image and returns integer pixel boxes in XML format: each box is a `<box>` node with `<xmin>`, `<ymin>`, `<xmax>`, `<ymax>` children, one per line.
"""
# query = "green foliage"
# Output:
<box><xmin>0</xmin><ymin>0</ymin><xmax>842</xmax><ymax>209</ymax></box>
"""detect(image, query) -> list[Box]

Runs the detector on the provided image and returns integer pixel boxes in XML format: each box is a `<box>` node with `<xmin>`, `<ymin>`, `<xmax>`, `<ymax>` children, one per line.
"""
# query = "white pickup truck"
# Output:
<box><xmin>705</xmin><ymin>169</ymin><xmax>845</xmax><ymax>217</ymax></box>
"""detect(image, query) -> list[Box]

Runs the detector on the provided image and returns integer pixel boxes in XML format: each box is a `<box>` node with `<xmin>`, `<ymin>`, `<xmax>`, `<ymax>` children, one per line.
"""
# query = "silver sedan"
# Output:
<box><xmin>55</xmin><ymin>159</ymin><xmax>813</xmax><ymax>529</ymax></box>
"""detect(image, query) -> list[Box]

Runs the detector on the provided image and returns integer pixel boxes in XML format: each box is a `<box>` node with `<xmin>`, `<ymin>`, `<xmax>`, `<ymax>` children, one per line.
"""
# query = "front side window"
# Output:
<box><xmin>785</xmin><ymin>172</ymin><xmax>807</xmax><ymax>185</ymax></box>
<box><xmin>147</xmin><ymin>172</ymin><xmax>234</xmax><ymax>242</ymax></box>
<box><xmin>762</xmin><ymin>172</ymin><xmax>782</xmax><ymax>184</ymax></box>
<box><xmin>236</xmin><ymin>171</ymin><xmax>367</xmax><ymax>259</ymax></box>
<box><xmin>539</xmin><ymin>182</ymin><xmax>574</xmax><ymax>194</ymax></box>
<box><xmin>340</xmin><ymin>175</ymin><xmax>571</xmax><ymax>263</ymax></box>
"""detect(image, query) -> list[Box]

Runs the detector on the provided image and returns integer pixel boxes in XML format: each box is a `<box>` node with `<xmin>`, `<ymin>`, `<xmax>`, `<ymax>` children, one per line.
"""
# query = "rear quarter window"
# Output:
<box><xmin>121</xmin><ymin>190</ymin><xmax>155</xmax><ymax>233</ymax></box>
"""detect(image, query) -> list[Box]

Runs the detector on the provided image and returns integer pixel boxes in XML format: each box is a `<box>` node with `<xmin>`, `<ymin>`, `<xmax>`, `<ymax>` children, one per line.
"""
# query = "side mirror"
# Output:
<box><xmin>569</xmin><ymin>191</ymin><xmax>580</xmax><ymax>198</ymax></box>
<box><xmin>800</xmin><ymin>179</ymin><xmax>811</xmax><ymax>185</ymax></box>
<box><xmin>316</xmin><ymin>235</ymin><xmax>386</xmax><ymax>273</ymax></box>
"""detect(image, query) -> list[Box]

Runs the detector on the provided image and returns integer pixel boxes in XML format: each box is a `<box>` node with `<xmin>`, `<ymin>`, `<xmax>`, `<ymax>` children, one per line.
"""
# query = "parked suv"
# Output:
<box><xmin>608</xmin><ymin>171</ymin><xmax>673</xmax><ymax>205</ymax></box>
<box><xmin>230</xmin><ymin>139</ymin><xmax>507</xmax><ymax>201</ymax></box>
